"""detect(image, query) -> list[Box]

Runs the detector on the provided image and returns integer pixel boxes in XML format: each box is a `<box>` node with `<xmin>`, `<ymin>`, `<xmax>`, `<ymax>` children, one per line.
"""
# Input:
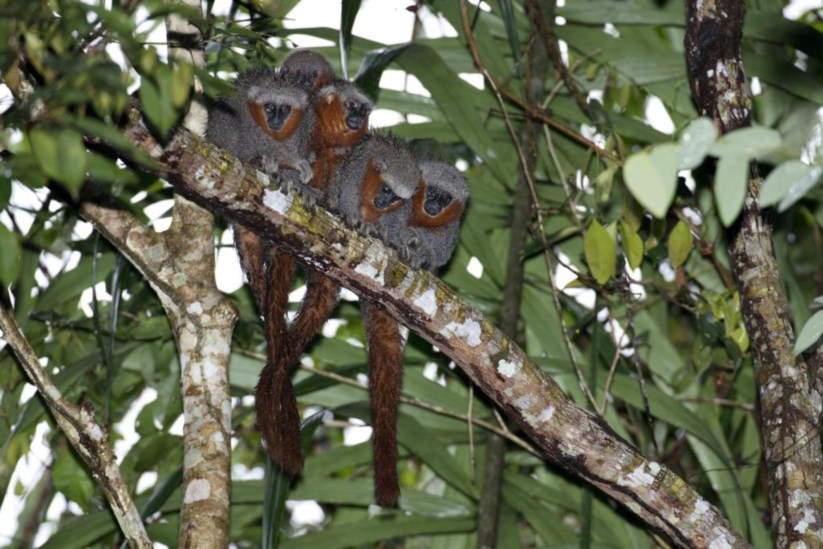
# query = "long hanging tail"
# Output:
<box><xmin>362</xmin><ymin>302</ymin><xmax>404</xmax><ymax>507</ymax></box>
<box><xmin>255</xmin><ymin>248</ymin><xmax>304</xmax><ymax>475</ymax></box>
<box><xmin>287</xmin><ymin>270</ymin><xmax>340</xmax><ymax>358</ymax></box>
<box><xmin>233</xmin><ymin>224</ymin><xmax>268</xmax><ymax>314</ymax></box>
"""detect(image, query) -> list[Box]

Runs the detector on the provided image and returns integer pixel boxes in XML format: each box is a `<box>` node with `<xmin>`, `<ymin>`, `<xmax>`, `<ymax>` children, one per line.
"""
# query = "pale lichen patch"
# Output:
<box><xmin>538</xmin><ymin>406</ymin><xmax>555</xmax><ymax>422</ymax></box>
<box><xmin>443</xmin><ymin>318</ymin><xmax>482</xmax><ymax>347</ymax></box>
<box><xmin>620</xmin><ymin>464</ymin><xmax>655</xmax><ymax>487</ymax></box>
<box><xmin>184</xmin><ymin>478</ymin><xmax>211</xmax><ymax>503</ymax></box>
<box><xmin>355</xmin><ymin>261</ymin><xmax>384</xmax><ymax>285</ymax></box>
<box><xmin>708</xmin><ymin>535</ymin><xmax>733</xmax><ymax>549</ymax></box>
<box><xmin>413</xmin><ymin>288</ymin><xmax>437</xmax><ymax>316</ymax></box>
<box><xmin>497</xmin><ymin>359</ymin><xmax>519</xmax><ymax>378</ymax></box>
<box><xmin>263</xmin><ymin>188</ymin><xmax>292</xmax><ymax>213</ymax></box>
<box><xmin>187</xmin><ymin>302</ymin><xmax>204</xmax><ymax>315</ymax></box>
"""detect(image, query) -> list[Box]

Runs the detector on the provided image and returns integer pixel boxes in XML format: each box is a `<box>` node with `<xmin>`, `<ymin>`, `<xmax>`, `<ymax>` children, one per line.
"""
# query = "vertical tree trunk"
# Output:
<box><xmin>684</xmin><ymin>1</ymin><xmax>823</xmax><ymax>545</ymax></box>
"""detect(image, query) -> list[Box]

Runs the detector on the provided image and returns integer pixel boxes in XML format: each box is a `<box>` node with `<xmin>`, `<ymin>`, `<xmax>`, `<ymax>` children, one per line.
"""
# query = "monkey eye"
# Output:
<box><xmin>310</xmin><ymin>69</ymin><xmax>319</xmax><ymax>78</ymax></box>
<box><xmin>424</xmin><ymin>187</ymin><xmax>453</xmax><ymax>216</ymax></box>
<box><xmin>264</xmin><ymin>103</ymin><xmax>276</xmax><ymax>114</ymax></box>
<box><xmin>279</xmin><ymin>104</ymin><xmax>292</xmax><ymax>117</ymax></box>
<box><xmin>373</xmin><ymin>183</ymin><xmax>402</xmax><ymax>209</ymax></box>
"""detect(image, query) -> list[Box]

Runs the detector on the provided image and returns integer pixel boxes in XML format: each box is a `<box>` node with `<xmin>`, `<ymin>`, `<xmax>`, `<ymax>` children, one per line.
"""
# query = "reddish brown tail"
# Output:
<box><xmin>362</xmin><ymin>302</ymin><xmax>404</xmax><ymax>507</ymax></box>
<box><xmin>287</xmin><ymin>270</ymin><xmax>340</xmax><ymax>357</ymax></box>
<box><xmin>233</xmin><ymin>224</ymin><xmax>268</xmax><ymax>313</ymax></box>
<box><xmin>255</xmin><ymin>250</ymin><xmax>304</xmax><ymax>475</ymax></box>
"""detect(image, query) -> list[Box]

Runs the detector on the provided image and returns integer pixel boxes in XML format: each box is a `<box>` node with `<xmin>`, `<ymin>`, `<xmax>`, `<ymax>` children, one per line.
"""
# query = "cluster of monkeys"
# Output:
<box><xmin>206</xmin><ymin>49</ymin><xmax>469</xmax><ymax>507</ymax></box>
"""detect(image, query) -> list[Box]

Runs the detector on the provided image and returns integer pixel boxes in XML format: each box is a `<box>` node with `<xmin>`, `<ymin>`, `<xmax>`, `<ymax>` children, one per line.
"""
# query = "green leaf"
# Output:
<box><xmin>623</xmin><ymin>144</ymin><xmax>679</xmax><ymax>218</ymax></box>
<box><xmin>339</xmin><ymin>0</ymin><xmax>362</xmax><ymax>79</ymax></box>
<box><xmin>171</xmin><ymin>60</ymin><xmax>193</xmax><ymax>108</ymax></box>
<box><xmin>678</xmin><ymin>117</ymin><xmax>716</xmax><ymax>169</ymax></box>
<box><xmin>795</xmin><ymin>310</ymin><xmax>823</xmax><ymax>355</ymax></box>
<box><xmin>584</xmin><ymin>220</ymin><xmax>616</xmax><ymax>284</ymax></box>
<box><xmin>397</xmin><ymin>44</ymin><xmax>512</xmax><ymax>184</ymax></box>
<box><xmin>0</xmin><ymin>224</ymin><xmax>21</xmax><ymax>285</ymax></box>
<box><xmin>353</xmin><ymin>44</ymin><xmax>410</xmax><ymax>101</ymax></box>
<box><xmin>711</xmin><ymin>127</ymin><xmax>782</xmax><ymax>159</ymax></box>
<box><xmin>28</xmin><ymin>129</ymin><xmax>58</xmax><ymax>181</ymax></box>
<box><xmin>619</xmin><ymin>220</ymin><xmax>644</xmax><ymax>270</ymax></box>
<box><xmin>759</xmin><ymin>160</ymin><xmax>823</xmax><ymax>212</ymax></box>
<box><xmin>140</xmin><ymin>77</ymin><xmax>176</xmax><ymax>136</ymax></box>
<box><xmin>668</xmin><ymin>220</ymin><xmax>693</xmax><ymax>268</ymax></box>
<box><xmin>715</xmin><ymin>153</ymin><xmax>749</xmax><ymax>227</ymax></box>
<box><xmin>0</xmin><ymin>179</ymin><xmax>11</xmax><ymax>210</ymax></box>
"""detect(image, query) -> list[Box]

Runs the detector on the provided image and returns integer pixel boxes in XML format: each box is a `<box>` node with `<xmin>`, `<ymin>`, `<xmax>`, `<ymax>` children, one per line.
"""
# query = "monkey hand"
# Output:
<box><xmin>393</xmin><ymin>227</ymin><xmax>425</xmax><ymax>268</ymax></box>
<box><xmin>257</xmin><ymin>154</ymin><xmax>282</xmax><ymax>177</ymax></box>
<box><xmin>280</xmin><ymin>173</ymin><xmax>321</xmax><ymax>208</ymax></box>
<box><xmin>295</xmin><ymin>158</ymin><xmax>313</xmax><ymax>185</ymax></box>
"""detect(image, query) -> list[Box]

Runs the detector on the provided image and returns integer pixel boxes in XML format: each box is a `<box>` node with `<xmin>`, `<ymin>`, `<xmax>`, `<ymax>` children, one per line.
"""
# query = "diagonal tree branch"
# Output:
<box><xmin>116</xmin><ymin>111</ymin><xmax>750</xmax><ymax>548</ymax></box>
<box><xmin>0</xmin><ymin>303</ymin><xmax>151</xmax><ymax>548</ymax></box>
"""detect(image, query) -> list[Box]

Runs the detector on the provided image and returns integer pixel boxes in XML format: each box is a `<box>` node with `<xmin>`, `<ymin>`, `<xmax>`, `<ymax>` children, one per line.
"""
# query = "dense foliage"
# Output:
<box><xmin>0</xmin><ymin>0</ymin><xmax>820</xmax><ymax>546</ymax></box>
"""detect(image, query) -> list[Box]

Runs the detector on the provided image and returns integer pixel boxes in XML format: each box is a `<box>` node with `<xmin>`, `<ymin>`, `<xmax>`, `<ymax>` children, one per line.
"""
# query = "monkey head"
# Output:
<box><xmin>402</xmin><ymin>156</ymin><xmax>470</xmax><ymax>270</ymax></box>
<box><xmin>279</xmin><ymin>49</ymin><xmax>336</xmax><ymax>91</ymax></box>
<box><xmin>244</xmin><ymin>81</ymin><xmax>311</xmax><ymax>141</ymax></box>
<box><xmin>313</xmin><ymin>80</ymin><xmax>373</xmax><ymax>148</ymax></box>
<box><xmin>207</xmin><ymin>68</ymin><xmax>315</xmax><ymax>183</ymax></box>
<box><xmin>332</xmin><ymin>133</ymin><xmax>419</xmax><ymax>229</ymax></box>
<box><xmin>411</xmin><ymin>157</ymin><xmax>470</xmax><ymax>229</ymax></box>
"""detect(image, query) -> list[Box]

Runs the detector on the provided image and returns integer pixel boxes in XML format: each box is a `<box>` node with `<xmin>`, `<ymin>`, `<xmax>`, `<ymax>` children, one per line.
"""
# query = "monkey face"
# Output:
<box><xmin>263</xmin><ymin>102</ymin><xmax>293</xmax><ymax>132</ymax></box>
<box><xmin>344</xmin><ymin>97</ymin><xmax>371</xmax><ymax>131</ymax></box>
<box><xmin>314</xmin><ymin>81</ymin><xmax>373</xmax><ymax>146</ymax></box>
<box><xmin>423</xmin><ymin>185</ymin><xmax>454</xmax><ymax>216</ymax></box>
<box><xmin>410</xmin><ymin>160</ymin><xmax>469</xmax><ymax>229</ymax></box>
<box><xmin>247</xmin><ymin>86</ymin><xmax>308</xmax><ymax>140</ymax></box>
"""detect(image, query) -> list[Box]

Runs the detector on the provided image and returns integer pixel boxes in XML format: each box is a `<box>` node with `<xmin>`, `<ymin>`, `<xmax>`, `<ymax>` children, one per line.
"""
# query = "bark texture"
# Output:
<box><xmin>685</xmin><ymin>1</ymin><xmax>823</xmax><ymax>545</ymax></box>
<box><xmin>119</xmin><ymin>113</ymin><xmax>751</xmax><ymax>548</ymax></box>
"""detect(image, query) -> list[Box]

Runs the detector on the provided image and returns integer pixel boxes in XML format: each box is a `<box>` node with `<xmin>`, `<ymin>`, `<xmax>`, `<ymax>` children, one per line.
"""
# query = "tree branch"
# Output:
<box><xmin>685</xmin><ymin>1</ymin><xmax>823</xmax><ymax>546</ymax></box>
<box><xmin>0</xmin><ymin>302</ymin><xmax>151</xmax><ymax>548</ymax></box>
<box><xmin>117</xmin><ymin>111</ymin><xmax>749</xmax><ymax>548</ymax></box>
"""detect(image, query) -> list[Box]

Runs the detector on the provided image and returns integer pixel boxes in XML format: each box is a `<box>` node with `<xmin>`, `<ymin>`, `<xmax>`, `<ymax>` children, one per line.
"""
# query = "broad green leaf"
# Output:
<box><xmin>171</xmin><ymin>59</ymin><xmax>192</xmax><ymax>108</ymax></box>
<box><xmin>339</xmin><ymin>0</ymin><xmax>362</xmax><ymax>78</ymax></box>
<box><xmin>759</xmin><ymin>160</ymin><xmax>822</xmax><ymax>212</ymax></box>
<box><xmin>623</xmin><ymin>144</ymin><xmax>679</xmax><ymax>218</ymax></box>
<box><xmin>619</xmin><ymin>220</ymin><xmax>644</xmax><ymax>270</ymax></box>
<box><xmin>678</xmin><ymin>117</ymin><xmax>717</xmax><ymax>169</ymax></box>
<box><xmin>795</xmin><ymin>310</ymin><xmax>823</xmax><ymax>355</ymax></box>
<box><xmin>29</xmin><ymin>129</ymin><xmax>59</xmax><ymax>183</ymax></box>
<box><xmin>715</xmin><ymin>153</ymin><xmax>749</xmax><ymax>227</ymax></box>
<box><xmin>353</xmin><ymin>44</ymin><xmax>410</xmax><ymax>101</ymax></box>
<box><xmin>397</xmin><ymin>44</ymin><xmax>511</xmax><ymax>184</ymax></box>
<box><xmin>584</xmin><ymin>220</ymin><xmax>616</xmax><ymax>284</ymax></box>
<box><xmin>396</xmin><ymin>413</ymin><xmax>478</xmax><ymax>499</ymax></box>
<box><xmin>711</xmin><ymin>127</ymin><xmax>782</xmax><ymax>159</ymax></box>
<box><xmin>140</xmin><ymin>76</ymin><xmax>176</xmax><ymax>136</ymax></box>
<box><xmin>668</xmin><ymin>220</ymin><xmax>693</xmax><ymax>268</ymax></box>
<box><xmin>53</xmin><ymin>447</ymin><xmax>94</xmax><ymax>510</ymax></box>
<box><xmin>0</xmin><ymin>224</ymin><xmax>21</xmax><ymax>285</ymax></box>
<box><xmin>0</xmin><ymin>180</ymin><xmax>11</xmax><ymax>210</ymax></box>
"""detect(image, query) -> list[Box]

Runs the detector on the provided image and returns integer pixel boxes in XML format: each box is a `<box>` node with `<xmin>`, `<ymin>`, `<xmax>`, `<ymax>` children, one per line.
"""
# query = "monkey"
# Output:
<box><xmin>207</xmin><ymin>67</ymin><xmax>315</xmax><ymax>311</ymax></box>
<box><xmin>327</xmin><ymin>132</ymin><xmax>421</xmax><ymax>506</ymax></box>
<box><xmin>280</xmin><ymin>49</ymin><xmax>335</xmax><ymax>92</ymax></box>
<box><xmin>206</xmin><ymin>63</ymin><xmax>321</xmax><ymax>473</ymax></box>
<box><xmin>397</xmin><ymin>155</ymin><xmax>470</xmax><ymax>271</ymax></box>
<box><xmin>309</xmin><ymin>79</ymin><xmax>373</xmax><ymax>191</ymax></box>
<box><xmin>255</xmin><ymin>77</ymin><xmax>374</xmax><ymax>476</ymax></box>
